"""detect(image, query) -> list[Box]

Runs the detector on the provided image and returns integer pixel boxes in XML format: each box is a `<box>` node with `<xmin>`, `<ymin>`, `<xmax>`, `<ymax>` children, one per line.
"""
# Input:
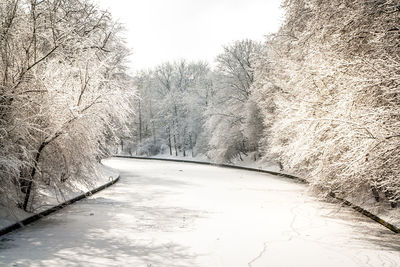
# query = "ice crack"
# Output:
<box><xmin>248</xmin><ymin>242</ymin><xmax>268</xmax><ymax>267</ymax></box>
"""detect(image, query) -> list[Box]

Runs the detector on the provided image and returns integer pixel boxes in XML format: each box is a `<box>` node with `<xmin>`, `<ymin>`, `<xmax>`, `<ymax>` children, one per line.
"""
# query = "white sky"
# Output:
<box><xmin>95</xmin><ymin>0</ymin><xmax>284</xmax><ymax>72</ymax></box>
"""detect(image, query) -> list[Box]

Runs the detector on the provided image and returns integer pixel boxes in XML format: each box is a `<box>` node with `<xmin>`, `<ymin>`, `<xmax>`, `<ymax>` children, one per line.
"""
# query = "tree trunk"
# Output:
<box><xmin>278</xmin><ymin>161</ymin><xmax>283</xmax><ymax>171</ymax></box>
<box><xmin>23</xmin><ymin>140</ymin><xmax>47</xmax><ymax>211</ymax></box>
<box><xmin>173</xmin><ymin>134</ymin><xmax>178</xmax><ymax>156</ymax></box>
<box><xmin>152</xmin><ymin>120</ymin><xmax>156</xmax><ymax>145</ymax></box>
<box><xmin>371</xmin><ymin>186</ymin><xmax>380</xmax><ymax>202</ymax></box>
<box><xmin>150</xmin><ymin>100</ymin><xmax>156</xmax><ymax>145</ymax></box>
<box><xmin>23</xmin><ymin>130</ymin><xmax>62</xmax><ymax>211</ymax></box>
<box><xmin>189</xmin><ymin>133</ymin><xmax>193</xmax><ymax>157</ymax></box>
<box><xmin>182</xmin><ymin>133</ymin><xmax>186</xmax><ymax>157</ymax></box>
<box><xmin>241</xmin><ymin>140</ymin><xmax>248</xmax><ymax>156</ymax></box>
<box><xmin>138</xmin><ymin>100</ymin><xmax>142</xmax><ymax>143</ymax></box>
<box><xmin>384</xmin><ymin>190</ymin><xmax>397</xmax><ymax>208</ymax></box>
<box><xmin>168</xmin><ymin>128</ymin><xmax>172</xmax><ymax>155</ymax></box>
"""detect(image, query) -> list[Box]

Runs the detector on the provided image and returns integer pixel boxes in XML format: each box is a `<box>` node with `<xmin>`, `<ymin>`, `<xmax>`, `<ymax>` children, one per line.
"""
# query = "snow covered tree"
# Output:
<box><xmin>0</xmin><ymin>0</ymin><xmax>133</xmax><ymax>211</ymax></box>
<box><xmin>205</xmin><ymin>39</ymin><xmax>262</xmax><ymax>162</ymax></box>
<box><xmin>132</xmin><ymin>61</ymin><xmax>212</xmax><ymax>157</ymax></box>
<box><xmin>254</xmin><ymin>0</ymin><xmax>400</xmax><ymax>207</ymax></box>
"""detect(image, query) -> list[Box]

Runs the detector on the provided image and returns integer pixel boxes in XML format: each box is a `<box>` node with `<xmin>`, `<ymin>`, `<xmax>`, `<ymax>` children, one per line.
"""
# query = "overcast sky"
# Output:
<box><xmin>95</xmin><ymin>0</ymin><xmax>284</xmax><ymax>72</ymax></box>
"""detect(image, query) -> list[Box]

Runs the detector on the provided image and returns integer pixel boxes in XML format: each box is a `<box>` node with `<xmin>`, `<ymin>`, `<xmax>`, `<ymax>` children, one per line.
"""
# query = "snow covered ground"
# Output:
<box><xmin>0</xmin><ymin>158</ymin><xmax>399</xmax><ymax>266</ymax></box>
<box><xmin>0</xmin><ymin>164</ymin><xmax>119</xmax><ymax>229</ymax></box>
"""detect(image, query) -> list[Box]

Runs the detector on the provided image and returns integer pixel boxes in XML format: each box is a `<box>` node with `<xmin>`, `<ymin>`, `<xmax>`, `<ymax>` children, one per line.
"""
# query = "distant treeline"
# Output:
<box><xmin>131</xmin><ymin>0</ymin><xmax>400</xmax><ymax>207</ymax></box>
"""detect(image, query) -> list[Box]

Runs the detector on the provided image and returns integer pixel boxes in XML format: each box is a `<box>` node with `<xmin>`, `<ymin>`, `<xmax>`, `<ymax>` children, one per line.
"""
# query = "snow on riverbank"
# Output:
<box><xmin>0</xmin><ymin>163</ymin><xmax>119</xmax><ymax>229</ymax></box>
<box><xmin>130</xmin><ymin>151</ymin><xmax>282</xmax><ymax>172</ymax></box>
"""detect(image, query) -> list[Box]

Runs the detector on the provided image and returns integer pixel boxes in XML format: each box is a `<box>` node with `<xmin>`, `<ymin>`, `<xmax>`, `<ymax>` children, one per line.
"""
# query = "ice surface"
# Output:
<box><xmin>0</xmin><ymin>158</ymin><xmax>399</xmax><ymax>266</ymax></box>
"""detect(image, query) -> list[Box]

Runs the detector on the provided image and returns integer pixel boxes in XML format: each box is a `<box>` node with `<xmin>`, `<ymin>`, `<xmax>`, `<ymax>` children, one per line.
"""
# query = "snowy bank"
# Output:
<box><xmin>0</xmin><ymin>163</ymin><xmax>119</xmax><ymax>236</ymax></box>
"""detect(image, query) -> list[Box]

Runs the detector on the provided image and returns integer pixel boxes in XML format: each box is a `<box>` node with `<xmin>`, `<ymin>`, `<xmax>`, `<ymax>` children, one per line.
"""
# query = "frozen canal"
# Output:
<box><xmin>1</xmin><ymin>158</ymin><xmax>399</xmax><ymax>266</ymax></box>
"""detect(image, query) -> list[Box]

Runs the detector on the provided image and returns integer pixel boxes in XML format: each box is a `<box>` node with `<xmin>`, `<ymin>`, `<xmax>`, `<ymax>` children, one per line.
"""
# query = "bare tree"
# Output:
<box><xmin>0</xmin><ymin>0</ymin><xmax>133</xmax><ymax>211</ymax></box>
<box><xmin>132</xmin><ymin>61</ymin><xmax>211</xmax><ymax>157</ymax></box>
<box><xmin>205</xmin><ymin>39</ymin><xmax>262</xmax><ymax>162</ymax></box>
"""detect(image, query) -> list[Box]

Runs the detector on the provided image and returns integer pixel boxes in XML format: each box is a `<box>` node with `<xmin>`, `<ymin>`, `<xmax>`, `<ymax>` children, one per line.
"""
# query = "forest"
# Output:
<box><xmin>129</xmin><ymin>1</ymin><xmax>400</xmax><ymax>209</ymax></box>
<box><xmin>0</xmin><ymin>0</ymin><xmax>399</xmax><ymax>214</ymax></box>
